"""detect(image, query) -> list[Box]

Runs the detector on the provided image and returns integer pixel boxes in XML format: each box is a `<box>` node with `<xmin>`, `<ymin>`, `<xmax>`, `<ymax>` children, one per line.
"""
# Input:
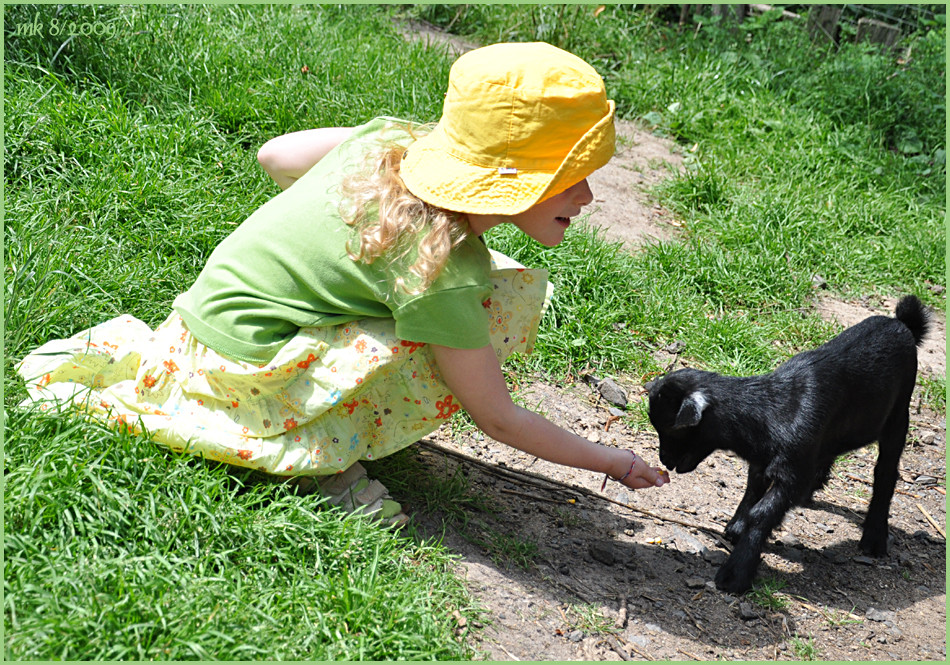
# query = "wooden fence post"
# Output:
<box><xmin>678</xmin><ymin>4</ymin><xmax>691</xmax><ymax>30</ymax></box>
<box><xmin>807</xmin><ymin>4</ymin><xmax>843</xmax><ymax>45</ymax></box>
<box><xmin>855</xmin><ymin>17</ymin><xmax>902</xmax><ymax>50</ymax></box>
<box><xmin>711</xmin><ymin>4</ymin><xmax>748</xmax><ymax>25</ymax></box>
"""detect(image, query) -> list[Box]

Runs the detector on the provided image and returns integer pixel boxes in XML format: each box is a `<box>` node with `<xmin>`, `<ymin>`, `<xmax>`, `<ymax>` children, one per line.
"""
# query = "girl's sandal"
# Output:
<box><xmin>315</xmin><ymin>462</ymin><xmax>409</xmax><ymax>528</ymax></box>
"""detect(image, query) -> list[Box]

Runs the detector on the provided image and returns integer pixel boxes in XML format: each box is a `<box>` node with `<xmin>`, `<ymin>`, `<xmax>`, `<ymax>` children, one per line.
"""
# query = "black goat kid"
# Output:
<box><xmin>647</xmin><ymin>295</ymin><xmax>930</xmax><ymax>594</ymax></box>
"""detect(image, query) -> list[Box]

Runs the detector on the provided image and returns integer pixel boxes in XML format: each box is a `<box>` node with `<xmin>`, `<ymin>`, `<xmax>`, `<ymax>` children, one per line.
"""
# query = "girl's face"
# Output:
<box><xmin>465</xmin><ymin>178</ymin><xmax>595</xmax><ymax>246</ymax></box>
<box><xmin>509</xmin><ymin>179</ymin><xmax>594</xmax><ymax>247</ymax></box>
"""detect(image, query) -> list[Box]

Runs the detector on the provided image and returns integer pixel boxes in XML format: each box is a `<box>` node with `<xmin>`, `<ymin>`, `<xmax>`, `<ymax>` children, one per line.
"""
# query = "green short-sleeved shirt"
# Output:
<box><xmin>173</xmin><ymin>117</ymin><xmax>493</xmax><ymax>364</ymax></box>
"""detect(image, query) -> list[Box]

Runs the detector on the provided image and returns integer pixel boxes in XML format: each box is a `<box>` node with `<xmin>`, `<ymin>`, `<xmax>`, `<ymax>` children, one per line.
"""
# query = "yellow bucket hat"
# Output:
<box><xmin>400</xmin><ymin>42</ymin><xmax>616</xmax><ymax>216</ymax></box>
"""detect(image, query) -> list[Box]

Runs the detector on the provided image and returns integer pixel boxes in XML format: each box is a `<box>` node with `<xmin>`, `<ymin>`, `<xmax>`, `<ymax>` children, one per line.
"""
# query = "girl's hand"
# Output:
<box><xmin>620</xmin><ymin>458</ymin><xmax>670</xmax><ymax>490</ymax></box>
<box><xmin>604</xmin><ymin>449</ymin><xmax>669</xmax><ymax>490</ymax></box>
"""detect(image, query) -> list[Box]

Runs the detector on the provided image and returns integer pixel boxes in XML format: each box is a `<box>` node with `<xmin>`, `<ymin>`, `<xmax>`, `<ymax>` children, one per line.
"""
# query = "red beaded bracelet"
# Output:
<box><xmin>601</xmin><ymin>450</ymin><xmax>639</xmax><ymax>491</ymax></box>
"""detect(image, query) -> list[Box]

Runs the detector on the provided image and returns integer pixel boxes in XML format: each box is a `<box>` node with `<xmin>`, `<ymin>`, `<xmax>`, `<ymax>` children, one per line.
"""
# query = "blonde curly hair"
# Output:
<box><xmin>339</xmin><ymin>123</ymin><xmax>471</xmax><ymax>295</ymax></box>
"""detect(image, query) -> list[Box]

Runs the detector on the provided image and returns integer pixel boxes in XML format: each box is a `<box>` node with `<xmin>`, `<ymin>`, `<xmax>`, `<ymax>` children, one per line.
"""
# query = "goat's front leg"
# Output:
<box><xmin>725</xmin><ymin>463</ymin><xmax>769</xmax><ymax>543</ymax></box>
<box><xmin>715</xmin><ymin>480</ymin><xmax>795</xmax><ymax>594</ymax></box>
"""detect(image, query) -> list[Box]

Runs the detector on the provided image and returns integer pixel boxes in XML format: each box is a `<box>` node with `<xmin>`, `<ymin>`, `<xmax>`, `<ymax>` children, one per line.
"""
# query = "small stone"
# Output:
<box><xmin>568</xmin><ymin>629</ymin><xmax>584</xmax><ymax>642</ymax></box>
<box><xmin>782</xmin><ymin>548</ymin><xmax>804</xmax><ymax>563</ymax></box>
<box><xmin>913</xmin><ymin>474</ymin><xmax>938</xmax><ymax>485</ymax></box>
<box><xmin>919</xmin><ymin>431</ymin><xmax>936</xmax><ymax>445</ymax></box>
<box><xmin>738</xmin><ymin>602</ymin><xmax>761</xmax><ymax>621</ymax></box>
<box><xmin>597</xmin><ymin>378</ymin><xmax>628</xmax><ymax>407</ymax></box>
<box><xmin>581</xmin><ymin>373</ymin><xmax>601</xmax><ymax>386</ymax></box>
<box><xmin>779</xmin><ymin>534</ymin><xmax>802</xmax><ymax>548</ymax></box>
<box><xmin>685</xmin><ymin>577</ymin><xmax>706</xmax><ymax>589</ymax></box>
<box><xmin>610</xmin><ymin>489</ymin><xmax>631</xmax><ymax>505</ymax></box>
<box><xmin>608</xmin><ymin>407</ymin><xmax>626</xmax><ymax>418</ymax></box>
<box><xmin>853</xmin><ymin>555</ymin><xmax>876</xmax><ymax>565</ymax></box>
<box><xmin>670</xmin><ymin>527</ymin><xmax>705</xmax><ymax>555</ymax></box>
<box><xmin>589</xmin><ymin>542</ymin><xmax>616</xmax><ymax>566</ymax></box>
<box><xmin>821</xmin><ymin>550</ymin><xmax>848</xmax><ymax>564</ymax></box>
<box><xmin>665</xmin><ymin>341</ymin><xmax>686</xmax><ymax>354</ymax></box>
<box><xmin>866</xmin><ymin>608</ymin><xmax>897</xmax><ymax>624</ymax></box>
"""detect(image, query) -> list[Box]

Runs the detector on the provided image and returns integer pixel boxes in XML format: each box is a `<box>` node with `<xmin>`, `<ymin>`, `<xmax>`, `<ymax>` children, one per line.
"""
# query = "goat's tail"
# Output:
<box><xmin>895</xmin><ymin>295</ymin><xmax>930</xmax><ymax>346</ymax></box>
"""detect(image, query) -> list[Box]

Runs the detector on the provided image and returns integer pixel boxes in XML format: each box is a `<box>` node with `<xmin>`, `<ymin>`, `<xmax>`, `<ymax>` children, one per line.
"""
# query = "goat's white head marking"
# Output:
<box><xmin>674</xmin><ymin>391</ymin><xmax>708</xmax><ymax>429</ymax></box>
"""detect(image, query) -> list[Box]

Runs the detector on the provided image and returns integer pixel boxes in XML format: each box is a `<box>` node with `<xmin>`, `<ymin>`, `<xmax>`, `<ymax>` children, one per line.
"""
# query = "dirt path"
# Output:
<box><xmin>416</xmin><ymin>374</ymin><xmax>945</xmax><ymax>662</ymax></box>
<box><xmin>397</xmin><ymin>20</ymin><xmax>947</xmax><ymax>661</ymax></box>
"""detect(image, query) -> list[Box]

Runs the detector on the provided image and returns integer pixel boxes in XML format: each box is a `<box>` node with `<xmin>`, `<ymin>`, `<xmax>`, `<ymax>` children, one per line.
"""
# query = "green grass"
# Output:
<box><xmin>818</xmin><ymin>605</ymin><xmax>864</xmax><ymax>628</ymax></box>
<box><xmin>5</xmin><ymin>406</ymin><xmax>479</xmax><ymax>660</ymax></box>
<box><xmin>565</xmin><ymin>603</ymin><xmax>617</xmax><ymax>636</ymax></box>
<box><xmin>4</xmin><ymin>3</ymin><xmax>945</xmax><ymax>659</ymax></box>
<box><xmin>368</xmin><ymin>448</ymin><xmax>498</xmax><ymax>528</ymax></box>
<box><xmin>747</xmin><ymin>576</ymin><xmax>790</xmax><ymax>610</ymax></box>
<box><xmin>789</xmin><ymin>633</ymin><xmax>822</xmax><ymax>660</ymax></box>
<box><xmin>471</xmin><ymin>528</ymin><xmax>540</xmax><ymax>571</ymax></box>
<box><xmin>5</xmin><ymin>5</ymin><xmax>475</xmax><ymax>660</ymax></box>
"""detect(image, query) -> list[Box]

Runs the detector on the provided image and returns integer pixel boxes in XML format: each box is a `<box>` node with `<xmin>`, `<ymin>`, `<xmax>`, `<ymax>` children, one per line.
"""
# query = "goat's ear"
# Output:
<box><xmin>673</xmin><ymin>391</ymin><xmax>708</xmax><ymax>429</ymax></box>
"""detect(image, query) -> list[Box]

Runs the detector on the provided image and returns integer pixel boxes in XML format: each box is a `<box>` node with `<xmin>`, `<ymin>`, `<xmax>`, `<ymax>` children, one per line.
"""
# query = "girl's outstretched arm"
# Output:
<box><xmin>430</xmin><ymin>344</ymin><xmax>668</xmax><ymax>490</ymax></box>
<box><xmin>257</xmin><ymin>127</ymin><xmax>354</xmax><ymax>190</ymax></box>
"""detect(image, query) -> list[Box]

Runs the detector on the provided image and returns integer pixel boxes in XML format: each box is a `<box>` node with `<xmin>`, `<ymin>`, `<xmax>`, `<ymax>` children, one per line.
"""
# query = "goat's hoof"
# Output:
<box><xmin>859</xmin><ymin>534</ymin><xmax>889</xmax><ymax>557</ymax></box>
<box><xmin>715</xmin><ymin>564</ymin><xmax>753</xmax><ymax>594</ymax></box>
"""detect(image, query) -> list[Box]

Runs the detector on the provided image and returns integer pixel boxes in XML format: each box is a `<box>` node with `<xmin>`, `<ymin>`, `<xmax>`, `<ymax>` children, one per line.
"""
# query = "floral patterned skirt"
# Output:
<box><xmin>16</xmin><ymin>252</ymin><xmax>551</xmax><ymax>477</ymax></box>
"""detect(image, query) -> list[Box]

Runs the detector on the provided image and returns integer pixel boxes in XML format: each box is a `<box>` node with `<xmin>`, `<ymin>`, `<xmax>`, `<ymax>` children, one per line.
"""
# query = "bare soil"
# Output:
<box><xmin>396</xmin><ymin>20</ymin><xmax>947</xmax><ymax>661</ymax></box>
<box><xmin>414</xmin><ymin>372</ymin><xmax>946</xmax><ymax>662</ymax></box>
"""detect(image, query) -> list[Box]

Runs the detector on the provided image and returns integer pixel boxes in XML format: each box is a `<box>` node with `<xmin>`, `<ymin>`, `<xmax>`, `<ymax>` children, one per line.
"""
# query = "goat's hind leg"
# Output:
<box><xmin>859</xmin><ymin>407</ymin><xmax>909</xmax><ymax>556</ymax></box>
<box><xmin>725</xmin><ymin>463</ymin><xmax>769</xmax><ymax>543</ymax></box>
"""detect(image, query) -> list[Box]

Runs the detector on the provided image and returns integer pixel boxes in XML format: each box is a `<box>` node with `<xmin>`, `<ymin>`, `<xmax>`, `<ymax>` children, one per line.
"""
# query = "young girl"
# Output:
<box><xmin>17</xmin><ymin>42</ymin><xmax>669</xmax><ymax>526</ymax></box>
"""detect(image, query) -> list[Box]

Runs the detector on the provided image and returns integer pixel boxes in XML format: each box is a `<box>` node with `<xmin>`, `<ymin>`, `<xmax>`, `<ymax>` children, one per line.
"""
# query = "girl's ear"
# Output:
<box><xmin>673</xmin><ymin>391</ymin><xmax>708</xmax><ymax>429</ymax></box>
